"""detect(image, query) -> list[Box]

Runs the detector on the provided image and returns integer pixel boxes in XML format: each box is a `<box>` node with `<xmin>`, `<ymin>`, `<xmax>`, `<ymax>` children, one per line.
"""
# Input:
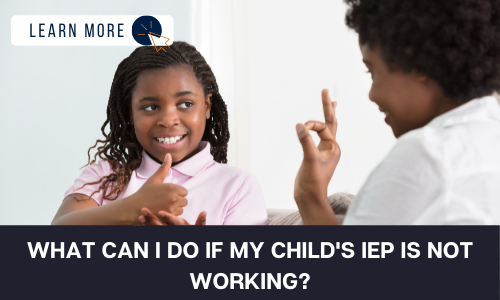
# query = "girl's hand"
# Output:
<box><xmin>138</xmin><ymin>207</ymin><xmax>207</xmax><ymax>225</ymax></box>
<box><xmin>52</xmin><ymin>154</ymin><xmax>190</xmax><ymax>226</ymax></box>
<box><xmin>124</xmin><ymin>153</ymin><xmax>189</xmax><ymax>218</ymax></box>
<box><xmin>294</xmin><ymin>89</ymin><xmax>341</xmax><ymax>225</ymax></box>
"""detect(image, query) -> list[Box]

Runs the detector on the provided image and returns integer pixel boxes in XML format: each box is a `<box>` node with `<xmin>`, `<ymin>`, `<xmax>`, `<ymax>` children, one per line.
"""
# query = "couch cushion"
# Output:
<box><xmin>267</xmin><ymin>192</ymin><xmax>354</xmax><ymax>225</ymax></box>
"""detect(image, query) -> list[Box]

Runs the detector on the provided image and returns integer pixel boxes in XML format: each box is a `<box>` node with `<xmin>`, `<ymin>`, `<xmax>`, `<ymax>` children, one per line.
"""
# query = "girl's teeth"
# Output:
<box><xmin>157</xmin><ymin>136</ymin><xmax>183</xmax><ymax>145</ymax></box>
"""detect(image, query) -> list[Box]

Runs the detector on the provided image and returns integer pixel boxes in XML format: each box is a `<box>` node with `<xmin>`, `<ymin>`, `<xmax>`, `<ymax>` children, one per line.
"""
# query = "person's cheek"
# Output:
<box><xmin>200</xmin><ymin>110</ymin><xmax>208</xmax><ymax>137</ymax></box>
<box><xmin>368</xmin><ymin>84</ymin><xmax>376</xmax><ymax>104</ymax></box>
<box><xmin>191</xmin><ymin>110</ymin><xmax>203</xmax><ymax>137</ymax></box>
<box><xmin>368</xmin><ymin>78</ymin><xmax>385</xmax><ymax>106</ymax></box>
<box><xmin>135</xmin><ymin>118</ymin><xmax>152</xmax><ymax>145</ymax></box>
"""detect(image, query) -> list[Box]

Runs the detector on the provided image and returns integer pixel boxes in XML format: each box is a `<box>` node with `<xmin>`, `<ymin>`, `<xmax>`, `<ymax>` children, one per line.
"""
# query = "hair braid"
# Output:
<box><xmin>79</xmin><ymin>42</ymin><xmax>229</xmax><ymax>201</ymax></box>
<box><xmin>170</xmin><ymin>42</ymin><xmax>230</xmax><ymax>163</ymax></box>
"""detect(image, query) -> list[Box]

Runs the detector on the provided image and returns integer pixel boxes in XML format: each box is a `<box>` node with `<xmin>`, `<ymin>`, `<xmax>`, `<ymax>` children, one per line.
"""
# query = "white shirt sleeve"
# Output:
<box><xmin>343</xmin><ymin>130</ymin><xmax>445</xmax><ymax>225</ymax></box>
<box><xmin>344</xmin><ymin>97</ymin><xmax>500</xmax><ymax>225</ymax></box>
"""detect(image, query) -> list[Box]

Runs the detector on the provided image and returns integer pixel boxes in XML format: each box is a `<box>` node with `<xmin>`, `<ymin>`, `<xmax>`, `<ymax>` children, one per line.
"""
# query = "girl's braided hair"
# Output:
<box><xmin>80</xmin><ymin>42</ymin><xmax>229</xmax><ymax>201</ymax></box>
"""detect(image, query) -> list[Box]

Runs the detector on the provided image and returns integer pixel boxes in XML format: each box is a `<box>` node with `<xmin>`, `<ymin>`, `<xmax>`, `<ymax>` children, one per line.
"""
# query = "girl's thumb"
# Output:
<box><xmin>195</xmin><ymin>211</ymin><xmax>207</xmax><ymax>226</ymax></box>
<box><xmin>149</xmin><ymin>153</ymin><xmax>172</xmax><ymax>183</ymax></box>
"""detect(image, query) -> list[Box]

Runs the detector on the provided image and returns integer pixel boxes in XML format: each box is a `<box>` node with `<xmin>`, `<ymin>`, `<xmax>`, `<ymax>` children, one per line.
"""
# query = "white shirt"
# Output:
<box><xmin>344</xmin><ymin>96</ymin><xmax>500</xmax><ymax>225</ymax></box>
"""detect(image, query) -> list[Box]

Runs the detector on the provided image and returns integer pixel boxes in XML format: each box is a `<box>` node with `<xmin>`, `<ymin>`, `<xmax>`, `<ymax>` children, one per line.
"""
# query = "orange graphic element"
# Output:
<box><xmin>139</xmin><ymin>23</ymin><xmax>170</xmax><ymax>52</ymax></box>
<box><xmin>148</xmin><ymin>32</ymin><xmax>171</xmax><ymax>52</ymax></box>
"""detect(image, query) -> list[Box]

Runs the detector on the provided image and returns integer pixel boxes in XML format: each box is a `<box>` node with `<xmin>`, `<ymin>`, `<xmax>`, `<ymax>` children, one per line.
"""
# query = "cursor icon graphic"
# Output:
<box><xmin>148</xmin><ymin>32</ymin><xmax>171</xmax><ymax>52</ymax></box>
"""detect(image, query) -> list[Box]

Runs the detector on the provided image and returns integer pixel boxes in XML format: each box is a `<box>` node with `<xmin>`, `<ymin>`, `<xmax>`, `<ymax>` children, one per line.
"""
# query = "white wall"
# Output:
<box><xmin>246</xmin><ymin>0</ymin><xmax>396</xmax><ymax>209</ymax></box>
<box><xmin>191</xmin><ymin>1</ymin><xmax>396</xmax><ymax>210</ymax></box>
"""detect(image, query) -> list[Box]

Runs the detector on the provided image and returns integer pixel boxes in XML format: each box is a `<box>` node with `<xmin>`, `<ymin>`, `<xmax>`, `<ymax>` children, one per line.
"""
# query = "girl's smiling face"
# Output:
<box><xmin>130</xmin><ymin>65</ymin><xmax>211</xmax><ymax>163</ymax></box>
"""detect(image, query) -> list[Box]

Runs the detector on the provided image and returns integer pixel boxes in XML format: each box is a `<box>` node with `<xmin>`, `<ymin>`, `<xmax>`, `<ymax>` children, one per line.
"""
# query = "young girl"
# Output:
<box><xmin>52</xmin><ymin>42</ymin><xmax>268</xmax><ymax>225</ymax></box>
<box><xmin>293</xmin><ymin>0</ymin><xmax>500</xmax><ymax>225</ymax></box>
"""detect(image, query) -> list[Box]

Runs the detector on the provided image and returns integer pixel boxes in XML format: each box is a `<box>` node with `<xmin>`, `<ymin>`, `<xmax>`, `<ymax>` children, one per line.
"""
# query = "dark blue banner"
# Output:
<box><xmin>1</xmin><ymin>226</ymin><xmax>498</xmax><ymax>299</ymax></box>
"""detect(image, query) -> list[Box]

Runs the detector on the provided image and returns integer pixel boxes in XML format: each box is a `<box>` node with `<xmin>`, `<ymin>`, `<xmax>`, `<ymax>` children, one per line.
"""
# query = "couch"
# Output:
<box><xmin>267</xmin><ymin>193</ymin><xmax>354</xmax><ymax>225</ymax></box>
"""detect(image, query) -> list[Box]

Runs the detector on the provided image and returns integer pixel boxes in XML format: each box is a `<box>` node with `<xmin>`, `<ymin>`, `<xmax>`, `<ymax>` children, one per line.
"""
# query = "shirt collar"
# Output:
<box><xmin>426</xmin><ymin>95</ymin><xmax>500</xmax><ymax>129</ymax></box>
<box><xmin>136</xmin><ymin>141</ymin><xmax>215</xmax><ymax>179</ymax></box>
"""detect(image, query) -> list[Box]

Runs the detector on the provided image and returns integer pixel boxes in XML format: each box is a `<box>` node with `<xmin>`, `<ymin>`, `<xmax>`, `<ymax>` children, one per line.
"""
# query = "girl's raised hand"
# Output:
<box><xmin>138</xmin><ymin>207</ymin><xmax>207</xmax><ymax>225</ymax></box>
<box><xmin>294</xmin><ymin>89</ymin><xmax>341</xmax><ymax>225</ymax></box>
<box><xmin>124</xmin><ymin>153</ymin><xmax>189</xmax><ymax>218</ymax></box>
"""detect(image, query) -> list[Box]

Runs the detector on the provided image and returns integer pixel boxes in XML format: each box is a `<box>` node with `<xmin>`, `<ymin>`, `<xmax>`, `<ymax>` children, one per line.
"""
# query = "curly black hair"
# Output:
<box><xmin>79</xmin><ymin>41</ymin><xmax>229</xmax><ymax>201</ymax></box>
<box><xmin>345</xmin><ymin>0</ymin><xmax>500</xmax><ymax>102</ymax></box>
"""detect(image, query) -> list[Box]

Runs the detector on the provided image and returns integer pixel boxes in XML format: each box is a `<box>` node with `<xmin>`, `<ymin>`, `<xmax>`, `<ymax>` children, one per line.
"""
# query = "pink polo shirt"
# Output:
<box><xmin>64</xmin><ymin>142</ymin><xmax>268</xmax><ymax>225</ymax></box>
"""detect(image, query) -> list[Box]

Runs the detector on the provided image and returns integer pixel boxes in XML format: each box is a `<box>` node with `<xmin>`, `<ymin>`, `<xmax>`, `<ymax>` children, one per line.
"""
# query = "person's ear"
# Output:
<box><xmin>205</xmin><ymin>93</ymin><xmax>212</xmax><ymax>119</ymax></box>
<box><xmin>411</xmin><ymin>70</ymin><xmax>428</xmax><ymax>83</ymax></box>
<box><xmin>418</xmin><ymin>76</ymin><xmax>429</xmax><ymax>83</ymax></box>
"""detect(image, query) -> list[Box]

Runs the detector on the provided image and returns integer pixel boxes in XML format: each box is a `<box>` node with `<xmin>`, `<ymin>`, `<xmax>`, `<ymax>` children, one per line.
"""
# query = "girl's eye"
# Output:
<box><xmin>144</xmin><ymin>105</ymin><xmax>158</xmax><ymax>111</ymax></box>
<box><xmin>179</xmin><ymin>102</ymin><xmax>193</xmax><ymax>109</ymax></box>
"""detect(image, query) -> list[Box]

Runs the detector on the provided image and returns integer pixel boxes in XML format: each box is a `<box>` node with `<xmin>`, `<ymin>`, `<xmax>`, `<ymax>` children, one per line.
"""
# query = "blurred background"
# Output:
<box><xmin>3</xmin><ymin>0</ymin><xmax>462</xmax><ymax>224</ymax></box>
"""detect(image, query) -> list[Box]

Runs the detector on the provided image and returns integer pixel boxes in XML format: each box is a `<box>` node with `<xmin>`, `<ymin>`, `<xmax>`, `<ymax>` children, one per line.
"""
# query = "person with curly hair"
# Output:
<box><xmin>52</xmin><ymin>42</ymin><xmax>267</xmax><ymax>225</ymax></box>
<box><xmin>294</xmin><ymin>0</ymin><xmax>500</xmax><ymax>225</ymax></box>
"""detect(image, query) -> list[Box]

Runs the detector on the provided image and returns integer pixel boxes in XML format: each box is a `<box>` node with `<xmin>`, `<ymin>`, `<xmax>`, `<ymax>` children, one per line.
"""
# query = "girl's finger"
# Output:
<box><xmin>138</xmin><ymin>215</ymin><xmax>148</xmax><ymax>225</ymax></box>
<box><xmin>141</xmin><ymin>208</ymin><xmax>165</xmax><ymax>226</ymax></box>
<box><xmin>139</xmin><ymin>213</ymin><xmax>153</xmax><ymax>225</ymax></box>
<box><xmin>177</xmin><ymin>197</ymin><xmax>188</xmax><ymax>208</ymax></box>
<box><xmin>147</xmin><ymin>153</ymin><xmax>172</xmax><ymax>184</ymax></box>
<box><xmin>158</xmin><ymin>211</ymin><xmax>178</xmax><ymax>225</ymax></box>
<box><xmin>195</xmin><ymin>211</ymin><xmax>207</xmax><ymax>225</ymax></box>
<box><xmin>174</xmin><ymin>206</ymin><xmax>184</xmax><ymax>216</ymax></box>
<box><xmin>159</xmin><ymin>211</ymin><xmax>189</xmax><ymax>225</ymax></box>
<box><xmin>175</xmin><ymin>185</ymin><xmax>189</xmax><ymax>197</ymax></box>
